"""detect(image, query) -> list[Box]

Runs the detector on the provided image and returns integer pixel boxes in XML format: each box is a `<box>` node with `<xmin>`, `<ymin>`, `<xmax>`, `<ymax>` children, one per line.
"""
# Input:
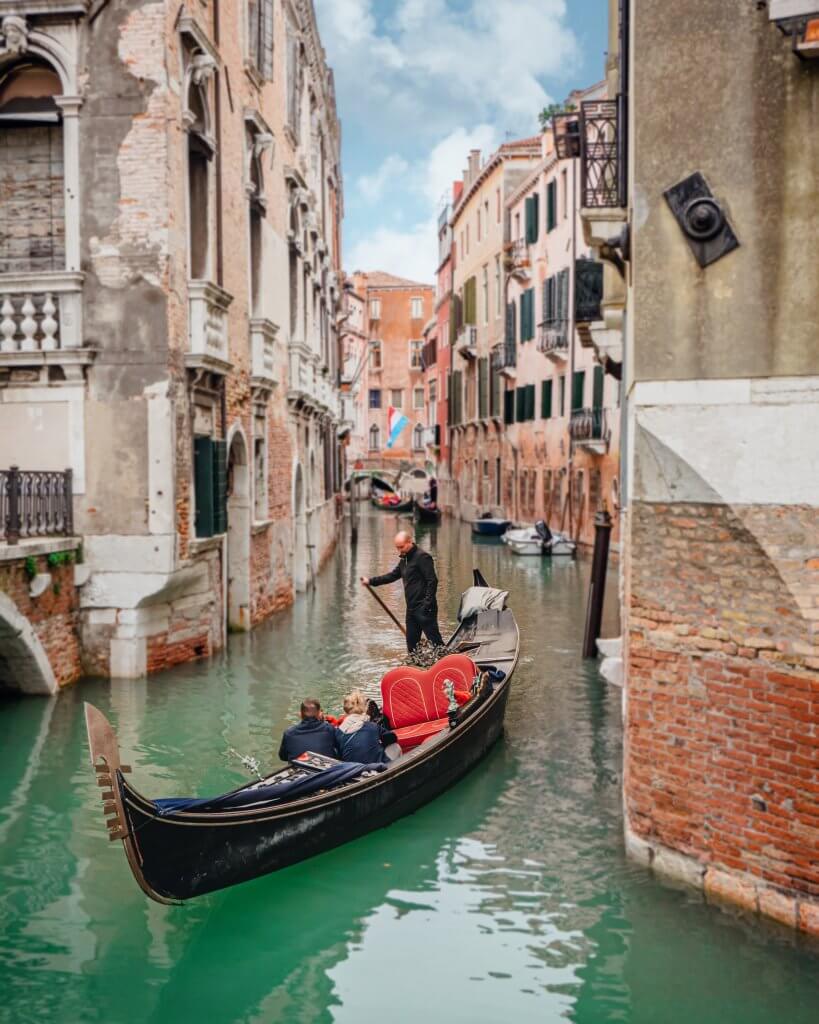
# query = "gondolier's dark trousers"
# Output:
<box><xmin>406</xmin><ymin>605</ymin><xmax>444</xmax><ymax>652</ymax></box>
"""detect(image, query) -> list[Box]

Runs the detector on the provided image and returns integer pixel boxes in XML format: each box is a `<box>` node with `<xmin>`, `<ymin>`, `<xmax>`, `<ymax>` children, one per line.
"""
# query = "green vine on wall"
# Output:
<box><xmin>23</xmin><ymin>556</ymin><xmax>38</xmax><ymax>580</ymax></box>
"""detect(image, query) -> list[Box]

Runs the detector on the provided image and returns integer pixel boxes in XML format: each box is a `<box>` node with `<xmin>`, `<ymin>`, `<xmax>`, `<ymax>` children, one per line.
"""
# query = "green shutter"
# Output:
<box><xmin>572</xmin><ymin>370</ymin><xmax>585</xmax><ymax>412</ymax></box>
<box><xmin>506</xmin><ymin>301</ymin><xmax>516</xmax><ymax>344</ymax></box>
<box><xmin>478</xmin><ymin>357</ymin><xmax>488</xmax><ymax>419</ymax></box>
<box><xmin>464</xmin><ymin>277</ymin><xmax>477</xmax><ymax>324</ymax></box>
<box><xmin>547</xmin><ymin>181</ymin><xmax>557</xmax><ymax>232</ymax></box>
<box><xmin>560</xmin><ymin>269</ymin><xmax>570</xmax><ymax>325</ymax></box>
<box><xmin>194</xmin><ymin>437</ymin><xmax>215</xmax><ymax>538</ymax></box>
<box><xmin>541</xmin><ymin>379</ymin><xmax>553</xmax><ymax>419</ymax></box>
<box><xmin>593</xmin><ymin>364</ymin><xmax>604</xmax><ymax>409</ymax></box>
<box><xmin>524</xmin><ymin>197</ymin><xmax>533</xmax><ymax>244</ymax></box>
<box><xmin>526</xmin><ymin>384</ymin><xmax>536</xmax><ymax>420</ymax></box>
<box><xmin>516</xmin><ymin>386</ymin><xmax>526</xmax><ymax>421</ymax></box>
<box><xmin>531</xmin><ymin>193</ymin><xmax>540</xmax><ymax>243</ymax></box>
<box><xmin>559</xmin><ymin>375</ymin><xmax>566</xmax><ymax>416</ymax></box>
<box><xmin>213</xmin><ymin>439</ymin><xmax>228</xmax><ymax>535</ymax></box>
<box><xmin>490</xmin><ymin>363</ymin><xmax>500</xmax><ymax>418</ymax></box>
<box><xmin>504</xmin><ymin>389</ymin><xmax>515</xmax><ymax>425</ymax></box>
<box><xmin>519</xmin><ymin>295</ymin><xmax>525</xmax><ymax>342</ymax></box>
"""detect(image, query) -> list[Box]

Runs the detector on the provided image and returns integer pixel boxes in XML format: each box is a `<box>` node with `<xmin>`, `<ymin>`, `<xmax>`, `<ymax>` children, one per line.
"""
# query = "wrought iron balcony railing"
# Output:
<box><xmin>580</xmin><ymin>100</ymin><xmax>625</xmax><ymax>209</ymax></box>
<box><xmin>569</xmin><ymin>407</ymin><xmax>610</xmax><ymax>451</ymax></box>
<box><xmin>491</xmin><ymin>342</ymin><xmax>517</xmax><ymax>371</ymax></box>
<box><xmin>1</xmin><ymin>467</ymin><xmax>73</xmax><ymax>545</ymax></box>
<box><xmin>538</xmin><ymin>321</ymin><xmax>569</xmax><ymax>357</ymax></box>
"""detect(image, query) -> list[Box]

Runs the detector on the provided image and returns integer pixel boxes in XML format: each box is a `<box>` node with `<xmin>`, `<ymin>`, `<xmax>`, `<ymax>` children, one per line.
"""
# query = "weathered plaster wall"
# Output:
<box><xmin>631</xmin><ymin>0</ymin><xmax>819</xmax><ymax>382</ymax></box>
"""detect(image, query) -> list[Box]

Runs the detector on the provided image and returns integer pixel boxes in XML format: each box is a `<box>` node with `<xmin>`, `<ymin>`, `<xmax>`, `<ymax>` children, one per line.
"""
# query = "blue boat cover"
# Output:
<box><xmin>153</xmin><ymin>761</ymin><xmax>387</xmax><ymax>816</ymax></box>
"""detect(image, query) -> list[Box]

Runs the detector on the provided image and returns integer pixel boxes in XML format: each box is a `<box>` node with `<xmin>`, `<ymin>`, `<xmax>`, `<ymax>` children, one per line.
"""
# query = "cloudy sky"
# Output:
<box><xmin>314</xmin><ymin>0</ymin><xmax>609</xmax><ymax>283</ymax></box>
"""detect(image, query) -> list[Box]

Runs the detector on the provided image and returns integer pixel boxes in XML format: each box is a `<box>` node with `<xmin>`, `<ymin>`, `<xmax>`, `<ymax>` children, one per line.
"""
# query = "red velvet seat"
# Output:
<box><xmin>380</xmin><ymin>654</ymin><xmax>478</xmax><ymax>751</ymax></box>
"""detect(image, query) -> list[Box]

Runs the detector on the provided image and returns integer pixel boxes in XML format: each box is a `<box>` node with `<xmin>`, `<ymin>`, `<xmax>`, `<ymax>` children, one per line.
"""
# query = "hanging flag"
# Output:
<box><xmin>386</xmin><ymin>406</ymin><xmax>409</xmax><ymax>449</ymax></box>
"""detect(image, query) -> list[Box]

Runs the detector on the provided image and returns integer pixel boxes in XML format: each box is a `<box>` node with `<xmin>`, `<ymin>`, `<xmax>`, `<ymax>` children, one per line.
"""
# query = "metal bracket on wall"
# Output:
<box><xmin>664</xmin><ymin>172</ymin><xmax>739</xmax><ymax>269</ymax></box>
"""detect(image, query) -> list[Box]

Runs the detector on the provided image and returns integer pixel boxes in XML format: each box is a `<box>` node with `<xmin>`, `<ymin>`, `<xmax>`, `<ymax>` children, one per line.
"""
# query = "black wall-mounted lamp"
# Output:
<box><xmin>769</xmin><ymin>0</ymin><xmax>819</xmax><ymax>58</ymax></box>
<box><xmin>664</xmin><ymin>173</ymin><xmax>739</xmax><ymax>269</ymax></box>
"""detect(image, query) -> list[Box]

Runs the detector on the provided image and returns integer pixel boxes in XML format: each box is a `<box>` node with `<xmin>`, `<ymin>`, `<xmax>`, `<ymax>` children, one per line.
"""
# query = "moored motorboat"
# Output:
<box><xmin>503</xmin><ymin>521</ymin><xmax>577</xmax><ymax>557</ymax></box>
<box><xmin>471</xmin><ymin>516</ymin><xmax>511</xmax><ymax>537</ymax></box>
<box><xmin>84</xmin><ymin>570</ymin><xmax>519</xmax><ymax>904</ymax></box>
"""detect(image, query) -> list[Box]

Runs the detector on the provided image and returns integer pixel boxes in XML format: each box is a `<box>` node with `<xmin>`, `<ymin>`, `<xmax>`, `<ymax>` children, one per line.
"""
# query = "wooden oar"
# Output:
<box><xmin>364</xmin><ymin>583</ymin><xmax>407</xmax><ymax>637</ymax></box>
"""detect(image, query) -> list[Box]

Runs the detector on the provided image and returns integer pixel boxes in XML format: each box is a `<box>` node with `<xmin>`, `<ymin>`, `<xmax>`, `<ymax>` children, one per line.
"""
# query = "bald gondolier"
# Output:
<box><xmin>361</xmin><ymin>531</ymin><xmax>444</xmax><ymax>652</ymax></box>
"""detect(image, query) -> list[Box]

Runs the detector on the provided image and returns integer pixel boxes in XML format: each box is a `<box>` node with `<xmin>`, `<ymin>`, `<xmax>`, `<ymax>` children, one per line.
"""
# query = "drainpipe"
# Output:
<box><xmin>213</xmin><ymin>0</ymin><xmax>224</xmax><ymax>288</ymax></box>
<box><xmin>566</xmin><ymin>156</ymin><xmax>578</xmax><ymax>540</ymax></box>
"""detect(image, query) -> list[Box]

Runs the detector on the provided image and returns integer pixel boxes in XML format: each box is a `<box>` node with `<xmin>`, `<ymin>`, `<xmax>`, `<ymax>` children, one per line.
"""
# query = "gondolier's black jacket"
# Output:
<box><xmin>370</xmin><ymin>544</ymin><xmax>438</xmax><ymax>616</ymax></box>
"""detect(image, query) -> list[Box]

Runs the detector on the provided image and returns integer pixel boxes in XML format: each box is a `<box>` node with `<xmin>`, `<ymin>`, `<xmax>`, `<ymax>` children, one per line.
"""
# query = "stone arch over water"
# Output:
<box><xmin>0</xmin><ymin>592</ymin><xmax>57</xmax><ymax>695</ymax></box>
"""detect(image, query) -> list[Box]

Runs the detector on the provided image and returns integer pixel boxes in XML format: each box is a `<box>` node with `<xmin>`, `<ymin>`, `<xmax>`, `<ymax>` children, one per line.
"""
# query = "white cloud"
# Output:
<box><xmin>347</xmin><ymin>219</ymin><xmax>437</xmax><ymax>284</ymax></box>
<box><xmin>357</xmin><ymin>154</ymin><xmax>410</xmax><ymax>204</ymax></box>
<box><xmin>315</xmin><ymin>0</ymin><xmax>578</xmax><ymax>146</ymax></box>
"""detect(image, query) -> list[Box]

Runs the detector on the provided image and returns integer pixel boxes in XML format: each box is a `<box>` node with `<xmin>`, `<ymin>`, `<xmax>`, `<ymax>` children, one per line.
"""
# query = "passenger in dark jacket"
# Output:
<box><xmin>278</xmin><ymin>698</ymin><xmax>339</xmax><ymax>762</ymax></box>
<box><xmin>361</xmin><ymin>530</ymin><xmax>444</xmax><ymax>652</ymax></box>
<box><xmin>334</xmin><ymin>689</ymin><xmax>396</xmax><ymax>764</ymax></box>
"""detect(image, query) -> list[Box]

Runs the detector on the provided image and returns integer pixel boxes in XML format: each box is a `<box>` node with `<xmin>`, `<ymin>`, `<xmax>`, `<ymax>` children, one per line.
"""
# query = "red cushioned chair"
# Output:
<box><xmin>380</xmin><ymin>654</ymin><xmax>477</xmax><ymax>752</ymax></box>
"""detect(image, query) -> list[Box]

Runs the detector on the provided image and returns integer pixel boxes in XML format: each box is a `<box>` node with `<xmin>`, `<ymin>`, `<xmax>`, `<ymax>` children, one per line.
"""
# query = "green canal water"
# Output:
<box><xmin>1</xmin><ymin>513</ymin><xmax>818</xmax><ymax>1023</ymax></box>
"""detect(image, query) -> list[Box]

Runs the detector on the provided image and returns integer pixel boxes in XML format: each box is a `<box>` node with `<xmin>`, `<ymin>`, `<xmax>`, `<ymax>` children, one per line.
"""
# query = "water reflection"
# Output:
<box><xmin>1</xmin><ymin>512</ymin><xmax>818</xmax><ymax>1024</ymax></box>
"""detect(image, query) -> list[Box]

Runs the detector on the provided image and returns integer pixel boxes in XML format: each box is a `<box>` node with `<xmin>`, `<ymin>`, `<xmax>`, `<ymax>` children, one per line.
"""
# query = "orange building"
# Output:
<box><xmin>348</xmin><ymin>272</ymin><xmax>434</xmax><ymax>469</ymax></box>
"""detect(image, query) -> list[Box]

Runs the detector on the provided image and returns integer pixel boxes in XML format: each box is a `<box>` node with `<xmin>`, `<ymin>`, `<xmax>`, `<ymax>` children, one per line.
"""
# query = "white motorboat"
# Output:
<box><xmin>503</xmin><ymin>521</ymin><xmax>577</xmax><ymax>558</ymax></box>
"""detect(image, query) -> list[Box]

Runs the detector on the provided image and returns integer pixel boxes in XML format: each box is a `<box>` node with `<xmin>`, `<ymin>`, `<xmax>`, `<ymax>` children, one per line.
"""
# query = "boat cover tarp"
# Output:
<box><xmin>153</xmin><ymin>761</ymin><xmax>387</xmax><ymax>815</ymax></box>
<box><xmin>457</xmin><ymin>586</ymin><xmax>508</xmax><ymax>620</ymax></box>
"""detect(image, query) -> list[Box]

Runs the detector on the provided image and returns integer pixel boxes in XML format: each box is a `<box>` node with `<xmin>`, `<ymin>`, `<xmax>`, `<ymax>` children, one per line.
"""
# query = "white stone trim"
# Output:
<box><xmin>629</xmin><ymin>375</ymin><xmax>819</xmax><ymax>506</ymax></box>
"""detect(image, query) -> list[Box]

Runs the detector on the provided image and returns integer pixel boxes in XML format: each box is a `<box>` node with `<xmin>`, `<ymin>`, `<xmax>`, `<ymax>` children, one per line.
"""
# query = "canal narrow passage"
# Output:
<box><xmin>1</xmin><ymin>513</ymin><xmax>817</xmax><ymax>1023</ymax></box>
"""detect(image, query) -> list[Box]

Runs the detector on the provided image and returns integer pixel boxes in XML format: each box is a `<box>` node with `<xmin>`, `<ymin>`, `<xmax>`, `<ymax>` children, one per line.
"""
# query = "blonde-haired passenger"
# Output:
<box><xmin>335</xmin><ymin>688</ymin><xmax>396</xmax><ymax>764</ymax></box>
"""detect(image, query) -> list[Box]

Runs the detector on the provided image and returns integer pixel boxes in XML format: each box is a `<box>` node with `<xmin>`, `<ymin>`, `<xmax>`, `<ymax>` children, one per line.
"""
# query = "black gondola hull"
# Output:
<box><xmin>413</xmin><ymin>502</ymin><xmax>441</xmax><ymax>524</ymax></box>
<box><xmin>121</xmin><ymin>682</ymin><xmax>509</xmax><ymax>901</ymax></box>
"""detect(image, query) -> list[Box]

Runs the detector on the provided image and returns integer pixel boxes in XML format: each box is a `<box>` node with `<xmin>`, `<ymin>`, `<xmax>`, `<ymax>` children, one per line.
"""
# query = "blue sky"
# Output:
<box><xmin>314</xmin><ymin>0</ymin><xmax>609</xmax><ymax>282</ymax></box>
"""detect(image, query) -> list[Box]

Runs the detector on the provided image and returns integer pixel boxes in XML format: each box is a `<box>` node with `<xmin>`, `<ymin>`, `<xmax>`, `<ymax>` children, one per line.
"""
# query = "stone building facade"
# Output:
<box><xmin>347</xmin><ymin>271</ymin><xmax>434</xmax><ymax>470</ymax></box>
<box><xmin>583</xmin><ymin>0</ymin><xmax>819</xmax><ymax>935</ymax></box>
<box><xmin>504</xmin><ymin>89</ymin><xmax>621</xmax><ymax>548</ymax></box>
<box><xmin>448</xmin><ymin>139</ymin><xmax>540</xmax><ymax>522</ymax></box>
<box><xmin>0</xmin><ymin>0</ymin><xmax>344</xmax><ymax>688</ymax></box>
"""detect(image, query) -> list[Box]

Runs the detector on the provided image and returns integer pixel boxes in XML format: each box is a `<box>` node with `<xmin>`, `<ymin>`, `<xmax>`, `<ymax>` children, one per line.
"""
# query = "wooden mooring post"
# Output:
<box><xmin>582</xmin><ymin>505</ymin><xmax>612</xmax><ymax>659</ymax></box>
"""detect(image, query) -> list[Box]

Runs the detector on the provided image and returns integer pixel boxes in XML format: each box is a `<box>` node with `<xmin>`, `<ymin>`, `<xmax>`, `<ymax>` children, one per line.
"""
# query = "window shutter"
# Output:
<box><xmin>506</xmin><ymin>301</ymin><xmax>516</xmax><ymax>344</ymax></box>
<box><xmin>465</xmin><ymin>277</ymin><xmax>477</xmax><ymax>324</ymax></box>
<box><xmin>532</xmin><ymin>193</ymin><xmax>540</xmax><ymax>243</ymax></box>
<box><xmin>213</xmin><ymin>439</ymin><xmax>228</xmax><ymax>535</ymax></box>
<box><xmin>547</xmin><ymin>181</ymin><xmax>556</xmax><ymax>231</ymax></box>
<box><xmin>541</xmin><ymin>379</ymin><xmax>553</xmax><ymax>419</ymax></box>
<box><xmin>572</xmin><ymin>370</ymin><xmax>585</xmax><ymax>412</ymax></box>
<box><xmin>261</xmin><ymin>0</ymin><xmax>275</xmax><ymax>79</ymax></box>
<box><xmin>248</xmin><ymin>1</ymin><xmax>260</xmax><ymax>67</ymax></box>
<box><xmin>528</xmin><ymin>289</ymin><xmax>535</xmax><ymax>339</ymax></box>
<box><xmin>526</xmin><ymin>384</ymin><xmax>536</xmax><ymax>421</ymax></box>
<box><xmin>478</xmin><ymin>357</ymin><xmax>488</xmax><ymax>419</ymax></box>
<box><xmin>504</xmin><ymin>389</ymin><xmax>515</xmax><ymax>425</ymax></box>
<box><xmin>560</xmin><ymin>270</ymin><xmax>570</xmax><ymax>325</ymax></box>
<box><xmin>194</xmin><ymin>437</ymin><xmax>215</xmax><ymax>538</ymax></box>
<box><xmin>516</xmin><ymin>386</ymin><xmax>526</xmax><ymax>422</ymax></box>
<box><xmin>593</xmin><ymin>364</ymin><xmax>604</xmax><ymax>408</ymax></box>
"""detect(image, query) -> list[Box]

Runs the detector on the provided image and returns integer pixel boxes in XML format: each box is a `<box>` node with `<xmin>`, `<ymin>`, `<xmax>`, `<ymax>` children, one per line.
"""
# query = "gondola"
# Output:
<box><xmin>471</xmin><ymin>515</ymin><xmax>511</xmax><ymax>537</ymax></box>
<box><xmin>84</xmin><ymin>570</ymin><xmax>519</xmax><ymax>904</ymax></box>
<box><xmin>413</xmin><ymin>499</ymin><xmax>441</xmax><ymax>524</ymax></box>
<box><xmin>371</xmin><ymin>494</ymin><xmax>413</xmax><ymax>512</ymax></box>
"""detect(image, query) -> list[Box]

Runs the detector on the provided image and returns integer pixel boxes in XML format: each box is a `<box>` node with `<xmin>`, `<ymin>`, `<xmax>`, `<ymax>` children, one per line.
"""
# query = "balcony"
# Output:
<box><xmin>455</xmin><ymin>324</ymin><xmax>477</xmax><ymax>359</ymax></box>
<box><xmin>503</xmin><ymin>240</ymin><xmax>531</xmax><ymax>281</ymax></box>
<box><xmin>491</xmin><ymin>342</ymin><xmax>517</xmax><ymax>379</ymax></box>
<box><xmin>0</xmin><ymin>272</ymin><xmax>91</xmax><ymax>374</ymax></box>
<box><xmin>569</xmin><ymin>407</ymin><xmax>610</xmax><ymax>455</ymax></box>
<box><xmin>188</xmin><ymin>281</ymin><xmax>232</xmax><ymax>371</ymax></box>
<box><xmin>250</xmin><ymin>318</ymin><xmax>278</xmax><ymax>387</ymax></box>
<box><xmin>538</xmin><ymin>322</ymin><xmax>569</xmax><ymax>361</ymax></box>
<box><xmin>580</xmin><ymin>100</ymin><xmax>624</xmax><ymax>210</ymax></box>
<box><xmin>1</xmin><ymin>467</ymin><xmax>73</xmax><ymax>545</ymax></box>
<box><xmin>287</xmin><ymin>342</ymin><xmax>338</xmax><ymax>416</ymax></box>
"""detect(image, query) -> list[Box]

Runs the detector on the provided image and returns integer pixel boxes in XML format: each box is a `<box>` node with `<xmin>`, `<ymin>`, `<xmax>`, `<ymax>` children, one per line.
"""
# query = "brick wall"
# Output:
<box><xmin>0</xmin><ymin>552</ymin><xmax>82</xmax><ymax>689</ymax></box>
<box><xmin>624</xmin><ymin>501</ymin><xmax>819</xmax><ymax>933</ymax></box>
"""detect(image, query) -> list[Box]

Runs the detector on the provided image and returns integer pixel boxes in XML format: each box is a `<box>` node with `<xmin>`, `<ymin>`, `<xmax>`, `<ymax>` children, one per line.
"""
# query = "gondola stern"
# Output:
<box><xmin>84</xmin><ymin>703</ymin><xmax>176</xmax><ymax>906</ymax></box>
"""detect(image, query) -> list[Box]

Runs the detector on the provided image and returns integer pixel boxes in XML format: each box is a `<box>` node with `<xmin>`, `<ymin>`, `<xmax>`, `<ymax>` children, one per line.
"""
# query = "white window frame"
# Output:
<box><xmin>409</xmin><ymin>338</ymin><xmax>424</xmax><ymax>370</ymax></box>
<box><xmin>413</xmin><ymin>387</ymin><xmax>425</xmax><ymax>411</ymax></box>
<box><xmin>410</xmin><ymin>296</ymin><xmax>423</xmax><ymax>319</ymax></box>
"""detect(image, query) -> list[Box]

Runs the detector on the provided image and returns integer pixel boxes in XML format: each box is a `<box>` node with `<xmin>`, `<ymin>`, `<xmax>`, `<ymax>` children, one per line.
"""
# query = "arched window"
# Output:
<box><xmin>184</xmin><ymin>63</ymin><xmax>215</xmax><ymax>281</ymax></box>
<box><xmin>0</xmin><ymin>61</ymin><xmax>64</xmax><ymax>274</ymax></box>
<box><xmin>369</xmin><ymin>339</ymin><xmax>382</xmax><ymax>370</ymax></box>
<box><xmin>368</xmin><ymin>424</ymin><xmax>380</xmax><ymax>451</ymax></box>
<box><xmin>245</xmin><ymin>122</ymin><xmax>272</xmax><ymax>316</ymax></box>
<box><xmin>412</xmin><ymin>424</ymin><xmax>424</xmax><ymax>451</ymax></box>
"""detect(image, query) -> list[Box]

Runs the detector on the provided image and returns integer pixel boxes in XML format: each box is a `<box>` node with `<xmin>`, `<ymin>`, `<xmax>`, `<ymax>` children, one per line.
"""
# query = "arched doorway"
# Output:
<box><xmin>227</xmin><ymin>429</ymin><xmax>251</xmax><ymax>631</ymax></box>
<box><xmin>293</xmin><ymin>461</ymin><xmax>308</xmax><ymax>593</ymax></box>
<box><xmin>0</xmin><ymin>593</ymin><xmax>56</xmax><ymax>695</ymax></box>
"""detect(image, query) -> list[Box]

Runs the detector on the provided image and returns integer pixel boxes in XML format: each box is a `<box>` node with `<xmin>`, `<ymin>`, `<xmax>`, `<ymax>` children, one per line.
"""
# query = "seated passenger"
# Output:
<box><xmin>278</xmin><ymin>698</ymin><xmax>339</xmax><ymax>763</ymax></box>
<box><xmin>335</xmin><ymin>689</ymin><xmax>395</xmax><ymax>764</ymax></box>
